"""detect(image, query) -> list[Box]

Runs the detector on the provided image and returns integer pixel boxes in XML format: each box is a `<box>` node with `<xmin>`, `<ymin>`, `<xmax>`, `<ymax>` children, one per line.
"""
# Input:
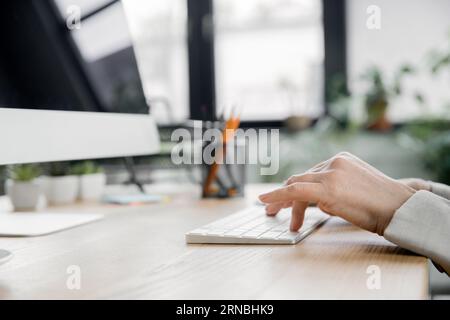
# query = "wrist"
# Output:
<box><xmin>377</xmin><ymin>184</ymin><xmax>416</xmax><ymax>236</ymax></box>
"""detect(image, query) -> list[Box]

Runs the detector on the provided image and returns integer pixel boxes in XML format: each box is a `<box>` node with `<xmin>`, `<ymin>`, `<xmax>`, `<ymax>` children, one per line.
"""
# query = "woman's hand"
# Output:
<box><xmin>259</xmin><ymin>152</ymin><xmax>416</xmax><ymax>235</ymax></box>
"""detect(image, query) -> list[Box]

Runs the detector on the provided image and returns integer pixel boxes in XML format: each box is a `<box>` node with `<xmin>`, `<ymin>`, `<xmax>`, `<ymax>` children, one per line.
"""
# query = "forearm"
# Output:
<box><xmin>384</xmin><ymin>190</ymin><xmax>450</xmax><ymax>275</ymax></box>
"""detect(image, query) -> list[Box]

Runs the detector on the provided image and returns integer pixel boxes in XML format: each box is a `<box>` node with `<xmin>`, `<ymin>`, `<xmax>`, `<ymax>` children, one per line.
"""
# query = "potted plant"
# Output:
<box><xmin>71</xmin><ymin>161</ymin><xmax>106</xmax><ymax>202</ymax></box>
<box><xmin>5</xmin><ymin>164</ymin><xmax>42</xmax><ymax>211</ymax></box>
<box><xmin>361</xmin><ymin>65</ymin><xmax>416</xmax><ymax>132</ymax></box>
<box><xmin>43</xmin><ymin>162</ymin><xmax>79</xmax><ymax>205</ymax></box>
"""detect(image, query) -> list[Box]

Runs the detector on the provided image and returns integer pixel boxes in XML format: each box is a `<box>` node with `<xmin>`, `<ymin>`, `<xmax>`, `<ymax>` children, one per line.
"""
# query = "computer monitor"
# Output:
<box><xmin>0</xmin><ymin>1</ymin><xmax>161</xmax><ymax>254</ymax></box>
<box><xmin>0</xmin><ymin>0</ymin><xmax>160</xmax><ymax>166</ymax></box>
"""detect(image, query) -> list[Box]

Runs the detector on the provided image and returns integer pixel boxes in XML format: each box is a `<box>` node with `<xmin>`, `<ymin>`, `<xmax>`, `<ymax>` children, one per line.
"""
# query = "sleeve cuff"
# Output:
<box><xmin>384</xmin><ymin>190</ymin><xmax>450</xmax><ymax>275</ymax></box>
<box><xmin>430</xmin><ymin>182</ymin><xmax>450</xmax><ymax>200</ymax></box>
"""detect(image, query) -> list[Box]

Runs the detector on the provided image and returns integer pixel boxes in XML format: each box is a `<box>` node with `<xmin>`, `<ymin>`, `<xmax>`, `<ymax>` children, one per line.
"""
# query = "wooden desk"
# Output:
<box><xmin>0</xmin><ymin>184</ymin><xmax>428</xmax><ymax>300</ymax></box>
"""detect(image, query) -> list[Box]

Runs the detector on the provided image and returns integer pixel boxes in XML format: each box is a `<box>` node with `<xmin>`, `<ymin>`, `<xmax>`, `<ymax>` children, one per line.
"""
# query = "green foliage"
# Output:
<box><xmin>430</xmin><ymin>53</ymin><xmax>450</xmax><ymax>74</ymax></box>
<box><xmin>428</xmin><ymin>31</ymin><xmax>450</xmax><ymax>74</ymax></box>
<box><xmin>403</xmin><ymin>120</ymin><xmax>450</xmax><ymax>184</ymax></box>
<box><xmin>403</xmin><ymin>119</ymin><xmax>450</xmax><ymax>141</ymax></box>
<box><xmin>7</xmin><ymin>164</ymin><xmax>41</xmax><ymax>182</ymax></box>
<box><xmin>360</xmin><ymin>64</ymin><xmax>417</xmax><ymax>127</ymax></box>
<box><xmin>47</xmin><ymin>162</ymin><xmax>72</xmax><ymax>177</ymax></box>
<box><xmin>361</xmin><ymin>67</ymin><xmax>389</xmax><ymax>125</ymax></box>
<box><xmin>326</xmin><ymin>73</ymin><xmax>352</xmax><ymax>129</ymax></box>
<box><xmin>70</xmin><ymin>161</ymin><xmax>103</xmax><ymax>175</ymax></box>
<box><xmin>327</xmin><ymin>73</ymin><xmax>350</xmax><ymax>103</ymax></box>
<box><xmin>392</xmin><ymin>64</ymin><xmax>415</xmax><ymax>96</ymax></box>
<box><xmin>423</xmin><ymin>132</ymin><xmax>450</xmax><ymax>184</ymax></box>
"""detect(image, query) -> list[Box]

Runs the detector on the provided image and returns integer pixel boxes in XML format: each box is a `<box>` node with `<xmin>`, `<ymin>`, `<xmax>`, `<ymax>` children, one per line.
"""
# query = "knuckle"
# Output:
<box><xmin>288</xmin><ymin>183</ymin><xmax>301</xmax><ymax>193</ymax></box>
<box><xmin>287</xmin><ymin>175</ymin><xmax>299</xmax><ymax>185</ymax></box>
<box><xmin>330</xmin><ymin>156</ymin><xmax>348</xmax><ymax>168</ymax></box>
<box><xmin>337</xmin><ymin>151</ymin><xmax>353</xmax><ymax>158</ymax></box>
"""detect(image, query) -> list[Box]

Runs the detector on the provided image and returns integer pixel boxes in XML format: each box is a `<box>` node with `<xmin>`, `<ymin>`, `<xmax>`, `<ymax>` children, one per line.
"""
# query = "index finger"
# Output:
<box><xmin>290</xmin><ymin>201</ymin><xmax>308</xmax><ymax>231</ymax></box>
<box><xmin>259</xmin><ymin>183</ymin><xmax>323</xmax><ymax>204</ymax></box>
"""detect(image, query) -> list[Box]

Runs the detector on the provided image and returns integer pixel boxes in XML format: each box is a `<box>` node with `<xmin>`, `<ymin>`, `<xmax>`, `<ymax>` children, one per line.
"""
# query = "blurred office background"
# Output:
<box><xmin>0</xmin><ymin>0</ymin><xmax>449</xmax><ymax>297</ymax></box>
<box><xmin>17</xmin><ymin>0</ymin><xmax>448</xmax><ymax>185</ymax></box>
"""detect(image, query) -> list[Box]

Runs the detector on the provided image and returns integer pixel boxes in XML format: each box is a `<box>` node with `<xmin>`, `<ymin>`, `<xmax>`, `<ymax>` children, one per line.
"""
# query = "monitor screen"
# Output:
<box><xmin>0</xmin><ymin>0</ymin><xmax>148</xmax><ymax>115</ymax></box>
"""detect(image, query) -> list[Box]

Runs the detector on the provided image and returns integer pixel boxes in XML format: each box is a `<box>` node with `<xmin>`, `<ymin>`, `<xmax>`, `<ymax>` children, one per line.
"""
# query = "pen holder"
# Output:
<box><xmin>201</xmin><ymin>140</ymin><xmax>246</xmax><ymax>199</ymax></box>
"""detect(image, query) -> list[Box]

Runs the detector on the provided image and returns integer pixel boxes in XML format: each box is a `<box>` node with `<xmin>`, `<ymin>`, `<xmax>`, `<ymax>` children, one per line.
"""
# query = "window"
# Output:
<box><xmin>214</xmin><ymin>0</ymin><xmax>325</xmax><ymax>121</ymax></box>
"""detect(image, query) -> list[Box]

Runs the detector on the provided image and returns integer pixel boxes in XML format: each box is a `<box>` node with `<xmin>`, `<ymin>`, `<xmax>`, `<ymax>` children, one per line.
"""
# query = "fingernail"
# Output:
<box><xmin>266</xmin><ymin>207</ymin><xmax>275</xmax><ymax>215</ymax></box>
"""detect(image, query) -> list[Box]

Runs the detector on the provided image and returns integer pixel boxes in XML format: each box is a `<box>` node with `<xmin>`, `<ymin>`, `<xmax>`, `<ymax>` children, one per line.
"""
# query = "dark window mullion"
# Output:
<box><xmin>187</xmin><ymin>0</ymin><xmax>216</xmax><ymax>121</ymax></box>
<box><xmin>323</xmin><ymin>0</ymin><xmax>348</xmax><ymax>114</ymax></box>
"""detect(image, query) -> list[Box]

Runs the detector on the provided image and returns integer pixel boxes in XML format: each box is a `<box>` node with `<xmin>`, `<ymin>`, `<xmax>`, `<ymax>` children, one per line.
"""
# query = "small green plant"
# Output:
<box><xmin>7</xmin><ymin>164</ymin><xmax>41</xmax><ymax>182</ymax></box>
<box><xmin>361</xmin><ymin>65</ymin><xmax>418</xmax><ymax>130</ymax></box>
<box><xmin>70</xmin><ymin>161</ymin><xmax>103</xmax><ymax>176</ymax></box>
<box><xmin>428</xmin><ymin>31</ymin><xmax>450</xmax><ymax>75</ymax></box>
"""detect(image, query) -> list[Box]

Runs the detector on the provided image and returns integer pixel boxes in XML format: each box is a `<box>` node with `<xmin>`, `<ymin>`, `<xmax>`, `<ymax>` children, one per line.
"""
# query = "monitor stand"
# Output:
<box><xmin>0</xmin><ymin>249</ymin><xmax>13</xmax><ymax>265</ymax></box>
<box><xmin>123</xmin><ymin>157</ymin><xmax>146</xmax><ymax>193</ymax></box>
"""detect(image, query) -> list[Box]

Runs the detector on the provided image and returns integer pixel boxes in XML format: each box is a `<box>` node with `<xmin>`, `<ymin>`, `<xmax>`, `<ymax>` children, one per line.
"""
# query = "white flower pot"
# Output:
<box><xmin>5</xmin><ymin>180</ymin><xmax>42</xmax><ymax>211</ymax></box>
<box><xmin>79</xmin><ymin>173</ymin><xmax>106</xmax><ymax>202</ymax></box>
<box><xmin>43</xmin><ymin>176</ymin><xmax>79</xmax><ymax>206</ymax></box>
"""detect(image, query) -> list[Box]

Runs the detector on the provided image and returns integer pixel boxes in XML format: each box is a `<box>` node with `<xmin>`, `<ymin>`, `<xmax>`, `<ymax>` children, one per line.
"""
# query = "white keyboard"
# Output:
<box><xmin>186</xmin><ymin>206</ymin><xmax>329</xmax><ymax>245</ymax></box>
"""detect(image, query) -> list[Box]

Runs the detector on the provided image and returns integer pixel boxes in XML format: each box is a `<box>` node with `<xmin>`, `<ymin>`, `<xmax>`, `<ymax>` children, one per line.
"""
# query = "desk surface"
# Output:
<box><xmin>0</xmin><ymin>184</ymin><xmax>428</xmax><ymax>300</ymax></box>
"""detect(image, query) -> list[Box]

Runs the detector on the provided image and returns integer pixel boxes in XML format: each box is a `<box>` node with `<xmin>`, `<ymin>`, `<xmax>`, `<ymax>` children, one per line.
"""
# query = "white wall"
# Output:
<box><xmin>347</xmin><ymin>0</ymin><xmax>450</xmax><ymax>121</ymax></box>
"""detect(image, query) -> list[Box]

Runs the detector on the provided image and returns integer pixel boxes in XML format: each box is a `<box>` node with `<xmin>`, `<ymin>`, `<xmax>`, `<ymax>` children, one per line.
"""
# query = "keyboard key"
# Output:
<box><xmin>258</xmin><ymin>231</ymin><xmax>284</xmax><ymax>240</ymax></box>
<box><xmin>239</xmin><ymin>219</ymin><xmax>266</xmax><ymax>231</ymax></box>
<box><xmin>186</xmin><ymin>206</ymin><xmax>329</xmax><ymax>245</ymax></box>
<box><xmin>223</xmin><ymin>229</ymin><xmax>246</xmax><ymax>237</ymax></box>
<box><xmin>207</xmin><ymin>229</ymin><xmax>227</xmax><ymax>236</ymax></box>
<box><xmin>189</xmin><ymin>229</ymin><xmax>208</xmax><ymax>235</ymax></box>
<box><xmin>241</xmin><ymin>229</ymin><xmax>265</xmax><ymax>238</ymax></box>
<box><xmin>278</xmin><ymin>231</ymin><xmax>300</xmax><ymax>241</ymax></box>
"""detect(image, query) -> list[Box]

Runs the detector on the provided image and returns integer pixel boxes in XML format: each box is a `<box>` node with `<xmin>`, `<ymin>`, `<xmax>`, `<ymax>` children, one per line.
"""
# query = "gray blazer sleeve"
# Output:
<box><xmin>384</xmin><ymin>190</ymin><xmax>450</xmax><ymax>275</ymax></box>
<box><xmin>430</xmin><ymin>182</ymin><xmax>450</xmax><ymax>200</ymax></box>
